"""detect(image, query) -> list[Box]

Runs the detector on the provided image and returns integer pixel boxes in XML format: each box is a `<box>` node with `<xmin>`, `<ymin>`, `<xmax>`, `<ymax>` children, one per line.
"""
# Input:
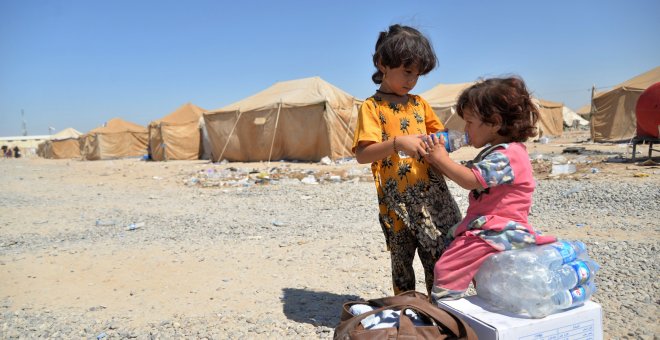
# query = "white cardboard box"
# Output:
<box><xmin>439</xmin><ymin>296</ymin><xmax>603</xmax><ymax>340</ymax></box>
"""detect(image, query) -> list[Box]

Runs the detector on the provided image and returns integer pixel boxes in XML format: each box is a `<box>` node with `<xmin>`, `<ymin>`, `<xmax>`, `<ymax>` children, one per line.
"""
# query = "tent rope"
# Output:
<box><xmin>218</xmin><ymin>109</ymin><xmax>242</xmax><ymax>162</ymax></box>
<box><xmin>267</xmin><ymin>100</ymin><xmax>282</xmax><ymax>165</ymax></box>
<box><xmin>345</xmin><ymin>100</ymin><xmax>358</xmax><ymax>158</ymax></box>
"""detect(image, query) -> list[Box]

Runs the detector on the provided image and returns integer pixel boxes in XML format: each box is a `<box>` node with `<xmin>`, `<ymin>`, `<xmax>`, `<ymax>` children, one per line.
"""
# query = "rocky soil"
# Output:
<box><xmin>1</xmin><ymin>136</ymin><xmax>658</xmax><ymax>339</ymax></box>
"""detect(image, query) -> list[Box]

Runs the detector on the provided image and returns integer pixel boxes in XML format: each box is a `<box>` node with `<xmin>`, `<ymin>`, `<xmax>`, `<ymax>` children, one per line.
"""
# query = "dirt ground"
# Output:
<box><xmin>1</xmin><ymin>130</ymin><xmax>659</xmax><ymax>336</ymax></box>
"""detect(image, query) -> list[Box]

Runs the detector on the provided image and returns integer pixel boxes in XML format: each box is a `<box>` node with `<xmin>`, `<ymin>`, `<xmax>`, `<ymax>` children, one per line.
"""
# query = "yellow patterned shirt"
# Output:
<box><xmin>353</xmin><ymin>94</ymin><xmax>445</xmax><ymax>233</ymax></box>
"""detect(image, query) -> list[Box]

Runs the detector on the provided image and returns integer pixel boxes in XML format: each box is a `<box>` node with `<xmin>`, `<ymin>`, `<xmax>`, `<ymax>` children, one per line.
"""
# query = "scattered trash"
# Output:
<box><xmin>183</xmin><ymin>161</ymin><xmax>372</xmax><ymax>188</ymax></box>
<box><xmin>271</xmin><ymin>221</ymin><xmax>286</xmax><ymax>227</ymax></box>
<box><xmin>33</xmin><ymin>220</ymin><xmax>49</xmax><ymax>225</ymax></box>
<box><xmin>574</xmin><ymin>155</ymin><xmax>591</xmax><ymax>164</ymax></box>
<box><xmin>153</xmin><ymin>176</ymin><xmax>163</xmax><ymax>180</ymax></box>
<box><xmin>300</xmin><ymin>175</ymin><xmax>319</xmax><ymax>185</ymax></box>
<box><xmin>96</xmin><ymin>332</ymin><xmax>107</xmax><ymax>339</ymax></box>
<box><xmin>633</xmin><ymin>173</ymin><xmax>650</xmax><ymax>178</ymax></box>
<box><xmin>590</xmin><ymin>168</ymin><xmax>600</xmax><ymax>174</ymax></box>
<box><xmin>95</xmin><ymin>219</ymin><xmax>116</xmax><ymax>227</ymax></box>
<box><xmin>562</xmin><ymin>147</ymin><xmax>586</xmax><ymax>154</ymax></box>
<box><xmin>538</xmin><ymin>136</ymin><xmax>550</xmax><ymax>144</ymax></box>
<box><xmin>576</xmin><ymin>223</ymin><xmax>586</xmax><ymax>228</ymax></box>
<box><xmin>319</xmin><ymin>156</ymin><xmax>333</xmax><ymax>165</ymax></box>
<box><xmin>562</xmin><ymin>185</ymin><xmax>582</xmax><ymax>197</ymax></box>
<box><xmin>551</xmin><ymin>155</ymin><xmax>568</xmax><ymax>164</ymax></box>
<box><xmin>552</xmin><ymin>163</ymin><xmax>576</xmax><ymax>175</ymax></box>
<box><xmin>126</xmin><ymin>222</ymin><xmax>145</xmax><ymax>231</ymax></box>
<box><xmin>528</xmin><ymin>152</ymin><xmax>548</xmax><ymax>161</ymax></box>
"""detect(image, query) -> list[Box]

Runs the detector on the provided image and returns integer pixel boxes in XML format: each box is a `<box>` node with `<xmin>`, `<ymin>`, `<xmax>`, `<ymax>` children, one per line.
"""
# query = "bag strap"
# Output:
<box><xmin>368</xmin><ymin>290</ymin><xmax>429</xmax><ymax>306</ymax></box>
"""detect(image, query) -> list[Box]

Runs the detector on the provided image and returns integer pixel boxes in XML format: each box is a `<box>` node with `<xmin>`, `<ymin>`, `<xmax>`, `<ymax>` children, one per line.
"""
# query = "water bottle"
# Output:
<box><xmin>551</xmin><ymin>259</ymin><xmax>600</xmax><ymax>291</ymax></box>
<box><xmin>95</xmin><ymin>219</ymin><xmax>116</xmax><ymax>226</ymax></box>
<box><xmin>474</xmin><ymin>240</ymin><xmax>598</xmax><ymax>318</ymax></box>
<box><xmin>397</xmin><ymin>150</ymin><xmax>410</xmax><ymax>159</ymax></box>
<box><xmin>126</xmin><ymin>222</ymin><xmax>145</xmax><ymax>231</ymax></box>
<box><xmin>531</xmin><ymin>240</ymin><xmax>588</xmax><ymax>270</ymax></box>
<box><xmin>434</xmin><ymin>130</ymin><xmax>469</xmax><ymax>152</ymax></box>
<box><xmin>551</xmin><ymin>280</ymin><xmax>597</xmax><ymax>310</ymax></box>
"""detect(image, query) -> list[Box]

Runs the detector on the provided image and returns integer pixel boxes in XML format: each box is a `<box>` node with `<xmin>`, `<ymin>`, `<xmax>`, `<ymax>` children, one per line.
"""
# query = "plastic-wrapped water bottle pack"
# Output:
<box><xmin>474</xmin><ymin>240</ymin><xmax>600</xmax><ymax>318</ymax></box>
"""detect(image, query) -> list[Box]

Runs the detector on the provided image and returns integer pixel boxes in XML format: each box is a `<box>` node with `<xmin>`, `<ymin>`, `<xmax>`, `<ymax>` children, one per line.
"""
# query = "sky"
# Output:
<box><xmin>1</xmin><ymin>0</ymin><xmax>659</xmax><ymax>137</ymax></box>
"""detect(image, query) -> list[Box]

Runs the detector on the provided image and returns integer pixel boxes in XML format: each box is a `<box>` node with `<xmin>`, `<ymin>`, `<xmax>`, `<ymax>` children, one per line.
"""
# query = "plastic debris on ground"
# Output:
<box><xmin>182</xmin><ymin>160</ymin><xmax>372</xmax><ymax>188</ymax></box>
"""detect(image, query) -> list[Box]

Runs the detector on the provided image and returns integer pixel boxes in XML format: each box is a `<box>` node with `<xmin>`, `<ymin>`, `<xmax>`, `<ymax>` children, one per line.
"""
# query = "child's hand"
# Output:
<box><xmin>397</xmin><ymin>134</ymin><xmax>427</xmax><ymax>158</ymax></box>
<box><xmin>424</xmin><ymin>133</ymin><xmax>449</xmax><ymax>162</ymax></box>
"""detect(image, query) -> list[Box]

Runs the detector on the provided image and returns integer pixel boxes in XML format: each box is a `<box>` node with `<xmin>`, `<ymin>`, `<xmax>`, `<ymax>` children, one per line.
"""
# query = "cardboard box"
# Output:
<box><xmin>439</xmin><ymin>296</ymin><xmax>603</xmax><ymax>340</ymax></box>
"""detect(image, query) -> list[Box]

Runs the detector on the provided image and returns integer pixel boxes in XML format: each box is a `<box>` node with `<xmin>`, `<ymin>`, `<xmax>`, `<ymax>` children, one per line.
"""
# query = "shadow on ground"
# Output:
<box><xmin>281</xmin><ymin>288</ymin><xmax>361</xmax><ymax>328</ymax></box>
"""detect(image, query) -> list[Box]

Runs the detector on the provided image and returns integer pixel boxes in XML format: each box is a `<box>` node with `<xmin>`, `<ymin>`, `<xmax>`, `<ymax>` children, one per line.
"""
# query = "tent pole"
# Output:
<box><xmin>589</xmin><ymin>84</ymin><xmax>595</xmax><ymax>141</ymax></box>
<box><xmin>218</xmin><ymin>109</ymin><xmax>242</xmax><ymax>162</ymax></box>
<box><xmin>267</xmin><ymin>100</ymin><xmax>282</xmax><ymax>166</ymax></box>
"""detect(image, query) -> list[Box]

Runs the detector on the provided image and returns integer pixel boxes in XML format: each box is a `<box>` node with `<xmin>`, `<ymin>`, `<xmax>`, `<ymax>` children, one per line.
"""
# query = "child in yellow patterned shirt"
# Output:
<box><xmin>352</xmin><ymin>24</ymin><xmax>462</xmax><ymax>296</ymax></box>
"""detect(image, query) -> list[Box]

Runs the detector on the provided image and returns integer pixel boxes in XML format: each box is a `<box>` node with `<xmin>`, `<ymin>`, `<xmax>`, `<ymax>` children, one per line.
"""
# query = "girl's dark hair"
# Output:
<box><xmin>371</xmin><ymin>24</ymin><xmax>437</xmax><ymax>84</ymax></box>
<box><xmin>456</xmin><ymin>77</ymin><xmax>539</xmax><ymax>142</ymax></box>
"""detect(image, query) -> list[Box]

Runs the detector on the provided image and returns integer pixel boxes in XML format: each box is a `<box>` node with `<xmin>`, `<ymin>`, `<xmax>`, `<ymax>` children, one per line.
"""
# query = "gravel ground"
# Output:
<box><xmin>0</xmin><ymin>152</ymin><xmax>658</xmax><ymax>339</ymax></box>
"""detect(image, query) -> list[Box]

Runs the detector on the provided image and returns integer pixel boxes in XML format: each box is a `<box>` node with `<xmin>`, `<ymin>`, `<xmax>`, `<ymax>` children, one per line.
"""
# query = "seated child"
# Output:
<box><xmin>422</xmin><ymin>76</ymin><xmax>556</xmax><ymax>302</ymax></box>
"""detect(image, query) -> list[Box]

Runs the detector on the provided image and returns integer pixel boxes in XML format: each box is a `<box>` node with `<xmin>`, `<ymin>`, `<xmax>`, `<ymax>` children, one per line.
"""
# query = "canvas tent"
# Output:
<box><xmin>419</xmin><ymin>82</ymin><xmax>474</xmax><ymax>131</ymax></box>
<box><xmin>38</xmin><ymin>128</ymin><xmax>83</xmax><ymax>159</ymax></box>
<box><xmin>420</xmin><ymin>82</ymin><xmax>565</xmax><ymax>137</ymax></box>
<box><xmin>148</xmin><ymin>102</ymin><xmax>207</xmax><ymax>161</ymax></box>
<box><xmin>204</xmin><ymin>76</ymin><xmax>361</xmax><ymax>162</ymax></box>
<box><xmin>533</xmin><ymin>98</ymin><xmax>564</xmax><ymax>137</ymax></box>
<box><xmin>590</xmin><ymin>66</ymin><xmax>660</xmax><ymax>142</ymax></box>
<box><xmin>562</xmin><ymin>106</ymin><xmax>589</xmax><ymax>128</ymax></box>
<box><xmin>80</xmin><ymin>118</ymin><xmax>148</xmax><ymax>160</ymax></box>
<box><xmin>576</xmin><ymin>103</ymin><xmax>592</xmax><ymax>119</ymax></box>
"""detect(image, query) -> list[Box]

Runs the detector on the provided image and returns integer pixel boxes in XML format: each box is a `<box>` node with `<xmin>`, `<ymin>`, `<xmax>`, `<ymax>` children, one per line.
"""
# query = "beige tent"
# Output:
<box><xmin>420</xmin><ymin>82</ymin><xmax>565</xmax><ymax>137</ymax></box>
<box><xmin>419</xmin><ymin>82</ymin><xmax>474</xmax><ymax>131</ymax></box>
<box><xmin>204</xmin><ymin>76</ymin><xmax>361</xmax><ymax>162</ymax></box>
<box><xmin>562</xmin><ymin>106</ymin><xmax>589</xmax><ymax>128</ymax></box>
<box><xmin>576</xmin><ymin>103</ymin><xmax>592</xmax><ymax>119</ymax></box>
<box><xmin>80</xmin><ymin>118</ymin><xmax>148</xmax><ymax>160</ymax></box>
<box><xmin>38</xmin><ymin>128</ymin><xmax>83</xmax><ymax>159</ymax></box>
<box><xmin>591</xmin><ymin>66</ymin><xmax>660</xmax><ymax>142</ymax></box>
<box><xmin>533</xmin><ymin>98</ymin><xmax>564</xmax><ymax>137</ymax></box>
<box><xmin>148</xmin><ymin>102</ymin><xmax>207</xmax><ymax>161</ymax></box>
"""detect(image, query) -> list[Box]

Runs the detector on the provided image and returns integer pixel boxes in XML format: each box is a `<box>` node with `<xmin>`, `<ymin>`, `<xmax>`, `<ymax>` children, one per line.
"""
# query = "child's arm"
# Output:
<box><xmin>355</xmin><ymin>135</ymin><xmax>426</xmax><ymax>164</ymax></box>
<box><xmin>424</xmin><ymin>135</ymin><xmax>483</xmax><ymax>190</ymax></box>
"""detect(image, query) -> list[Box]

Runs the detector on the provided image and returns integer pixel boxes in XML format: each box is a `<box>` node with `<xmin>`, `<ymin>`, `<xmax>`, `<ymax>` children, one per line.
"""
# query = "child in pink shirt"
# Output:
<box><xmin>422</xmin><ymin>77</ymin><xmax>556</xmax><ymax>302</ymax></box>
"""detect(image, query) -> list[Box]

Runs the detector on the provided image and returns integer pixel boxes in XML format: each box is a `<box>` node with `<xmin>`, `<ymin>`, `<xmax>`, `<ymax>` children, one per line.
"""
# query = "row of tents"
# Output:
<box><xmin>37</xmin><ymin>66</ymin><xmax>659</xmax><ymax>161</ymax></box>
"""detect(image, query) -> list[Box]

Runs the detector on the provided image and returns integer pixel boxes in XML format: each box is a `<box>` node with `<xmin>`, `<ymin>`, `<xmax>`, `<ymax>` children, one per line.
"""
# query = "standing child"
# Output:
<box><xmin>353</xmin><ymin>24</ymin><xmax>462</xmax><ymax>296</ymax></box>
<box><xmin>423</xmin><ymin>77</ymin><xmax>557</xmax><ymax>302</ymax></box>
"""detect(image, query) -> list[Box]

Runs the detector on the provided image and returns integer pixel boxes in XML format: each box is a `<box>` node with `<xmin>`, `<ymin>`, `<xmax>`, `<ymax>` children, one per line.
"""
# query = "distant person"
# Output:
<box><xmin>1</xmin><ymin>145</ymin><xmax>7</xmax><ymax>158</ymax></box>
<box><xmin>352</xmin><ymin>24</ymin><xmax>462</xmax><ymax>297</ymax></box>
<box><xmin>13</xmin><ymin>146</ymin><xmax>21</xmax><ymax>158</ymax></box>
<box><xmin>5</xmin><ymin>147</ymin><xmax>12</xmax><ymax>158</ymax></box>
<box><xmin>424</xmin><ymin>77</ymin><xmax>557</xmax><ymax>303</ymax></box>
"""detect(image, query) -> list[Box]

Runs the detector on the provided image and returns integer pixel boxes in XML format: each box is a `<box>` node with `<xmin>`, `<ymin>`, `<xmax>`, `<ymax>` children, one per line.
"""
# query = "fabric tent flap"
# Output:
<box><xmin>148</xmin><ymin>102</ymin><xmax>207</xmax><ymax>161</ymax></box>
